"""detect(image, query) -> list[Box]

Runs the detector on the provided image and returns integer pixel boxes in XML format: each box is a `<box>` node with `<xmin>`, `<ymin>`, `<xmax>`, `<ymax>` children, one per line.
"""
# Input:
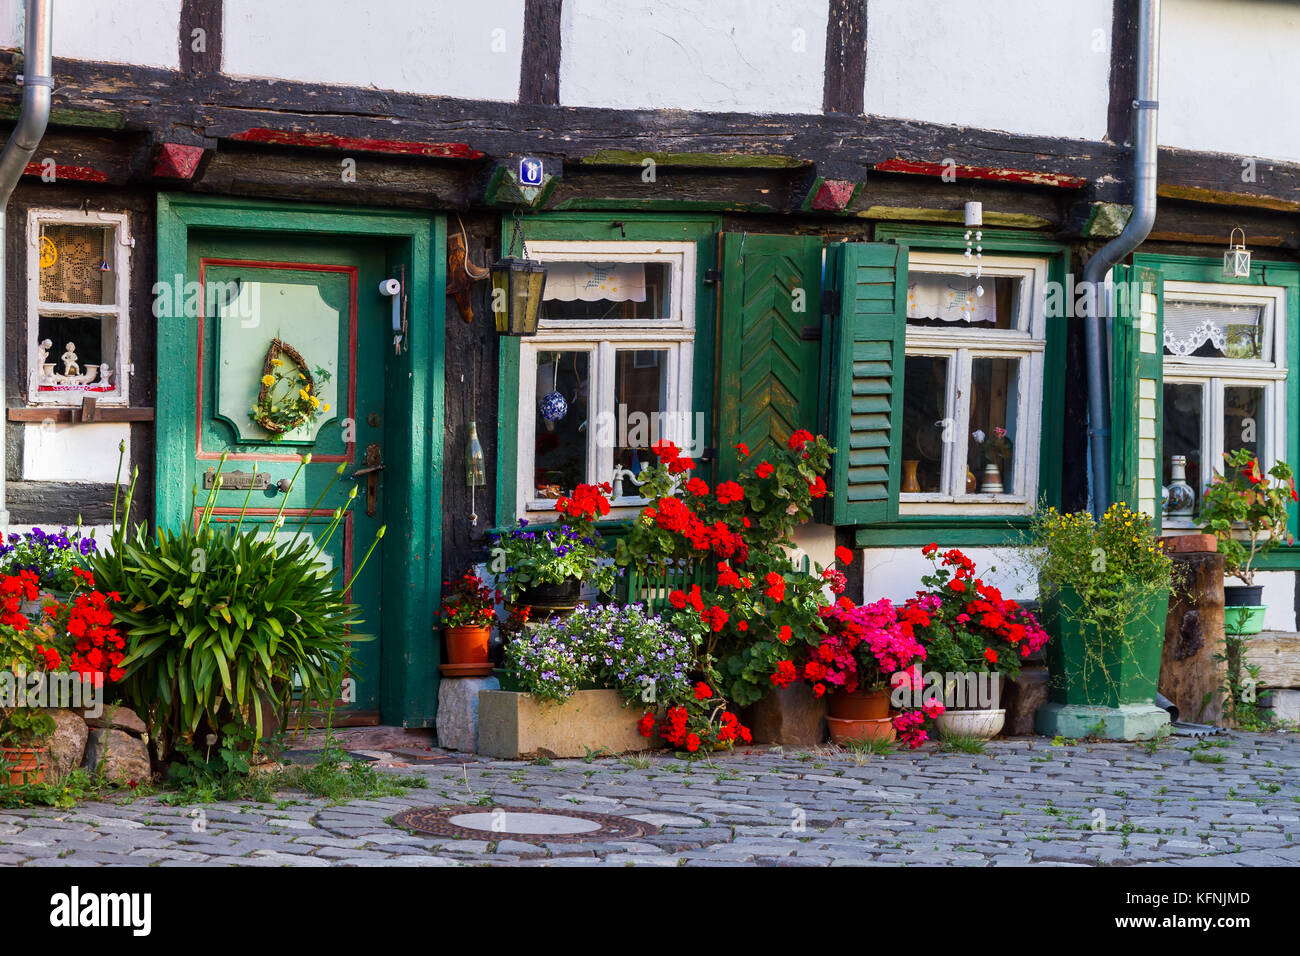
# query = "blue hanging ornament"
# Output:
<box><xmin>540</xmin><ymin>390</ymin><xmax>568</xmax><ymax>423</ymax></box>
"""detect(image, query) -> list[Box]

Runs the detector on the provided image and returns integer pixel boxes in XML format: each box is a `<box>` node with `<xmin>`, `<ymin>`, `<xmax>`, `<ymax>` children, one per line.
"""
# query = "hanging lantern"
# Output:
<box><xmin>491</xmin><ymin>211</ymin><xmax>547</xmax><ymax>335</ymax></box>
<box><xmin>1224</xmin><ymin>228</ymin><xmax>1251</xmax><ymax>278</ymax></box>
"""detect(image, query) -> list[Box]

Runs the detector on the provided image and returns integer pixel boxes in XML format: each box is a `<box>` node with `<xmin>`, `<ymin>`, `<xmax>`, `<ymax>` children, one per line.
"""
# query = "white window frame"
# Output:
<box><xmin>899</xmin><ymin>252</ymin><xmax>1048</xmax><ymax>517</ymax></box>
<box><xmin>26</xmin><ymin>209</ymin><xmax>132</xmax><ymax>406</ymax></box>
<box><xmin>1161</xmin><ymin>281</ymin><xmax>1288</xmax><ymax>528</ymax></box>
<box><xmin>515</xmin><ymin>240</ymin><xmax>696</xmax><ymax>521</ymax></box>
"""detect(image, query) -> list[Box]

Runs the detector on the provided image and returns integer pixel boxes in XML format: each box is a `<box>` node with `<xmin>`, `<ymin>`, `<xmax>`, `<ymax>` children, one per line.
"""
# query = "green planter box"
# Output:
<box><xmin>1042</xmin><ymin>585</ymin><xmax>1170</xmax><ymax>708</ymax></box>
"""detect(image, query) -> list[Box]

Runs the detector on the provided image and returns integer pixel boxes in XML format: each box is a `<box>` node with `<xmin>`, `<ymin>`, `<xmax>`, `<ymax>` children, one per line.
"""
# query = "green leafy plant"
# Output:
<box><xmin>490</xmin><ymin>484</ymin><xmax>615</xmax><ymax>601</ymax></box>
<box><xmin>1213</xmin><ymin>629</ymin><xmax>1272</xmax><ymax>731</ymax></box>
<box><xmin>1199</xmin><ymin>448</ymin><xmax>1297</xmax><ymax>586</ymax></box>
<box><xmin>89</xmin><ymin>445</ymin><xmax>381</xmax><ymax>763</ymax></box>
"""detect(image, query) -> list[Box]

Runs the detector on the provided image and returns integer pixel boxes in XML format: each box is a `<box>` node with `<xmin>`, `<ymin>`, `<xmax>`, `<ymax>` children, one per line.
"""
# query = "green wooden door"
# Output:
<box><xmin>184</xmin><ymin>232</ymin><xmax>392</xmax><ymax>719</ymax></box>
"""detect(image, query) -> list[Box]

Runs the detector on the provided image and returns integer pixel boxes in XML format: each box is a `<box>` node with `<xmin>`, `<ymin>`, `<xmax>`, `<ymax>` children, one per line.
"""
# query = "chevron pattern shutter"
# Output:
<box><xmin>716</xmin><ymin>233</ymin><xmax>825</xmax><ymax>482</ymax></box>
<box><xmin>829</xmin><ymin>242</ymin><xmax>907</xmax><ymax>525</ymax></box>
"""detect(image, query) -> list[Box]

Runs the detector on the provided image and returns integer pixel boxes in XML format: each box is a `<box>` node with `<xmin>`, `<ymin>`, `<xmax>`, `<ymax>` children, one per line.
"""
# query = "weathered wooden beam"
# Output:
<box><xmin>519</xmin><ymin>0</ymin><xmax>562</xmax><ymax>106</ymax></box>
<box><xmin>179</xmin><ymin>0</ymin><xmax>223</xmax><ymax>75</ymax></box>
<box><xmin>1</xmin><ymin>55</ymin><xmax>1298</xmax><ymax>213</ymax></box>
<box><xmin>228</xmin><ymin>127</ymin><xmax>485</xmax><ymax>160</ymax></box>
<box><xmin>1107</xmin><ymin>0</ymin><xmax>1137</xmax><ymax>145</ymax></box>
<box><xmin>544</xmin><ymin>166</ymin><xmax>787</xmax><ymax>213</ymax></box>
<box><xmin>873</xmin><ymin>158</ymin><xmax>1087</xmax><ymax>190</ymax></box>
<box><xmin>194</xmin><ymin>146</ymin><xmax>475</xmax><ymax>208</ymax></box>
<box><xmin>7</xmin><ymin>406</ymin><xmax>155</xmax><ymax>423</ymax></box>
<box><xmin>823</xmin><ymin>0</ymin><xmax>866</xmax><ymax>114</ymax></box>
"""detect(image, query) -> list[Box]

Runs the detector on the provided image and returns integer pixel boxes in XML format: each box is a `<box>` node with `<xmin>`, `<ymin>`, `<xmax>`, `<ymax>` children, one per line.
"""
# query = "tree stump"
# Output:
<box><xmin>1159</xmin><ymin>551</ymin><xmax>1226</xmax><ymax>724</ymax></box>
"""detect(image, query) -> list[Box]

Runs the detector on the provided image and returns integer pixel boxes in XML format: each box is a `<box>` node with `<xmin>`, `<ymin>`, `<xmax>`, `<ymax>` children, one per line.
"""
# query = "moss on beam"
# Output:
<box><xmin>0</xmin><ymin>105</ymin><xmax>125</xmax><ymax>130</ymax></box>
<box><xmin>859</xmin><ymin>205</ymin><xmax>1053</xmax><ymax>229</ymax></box>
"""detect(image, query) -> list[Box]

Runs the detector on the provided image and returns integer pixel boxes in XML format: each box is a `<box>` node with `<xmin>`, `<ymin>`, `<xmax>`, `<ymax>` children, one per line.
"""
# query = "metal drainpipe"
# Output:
<box><xmin>0</xmin><ymin>0</ymin><xmax>54</xmax><ymax>532</ymax></box>
<box><xmin>1083</xmin><ymin>0</ymin><xmax>1160</xmax><ymax>518</ymax></box>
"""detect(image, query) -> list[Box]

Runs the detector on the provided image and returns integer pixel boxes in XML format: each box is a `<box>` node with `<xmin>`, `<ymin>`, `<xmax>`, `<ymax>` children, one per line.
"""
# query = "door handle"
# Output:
<box><xmin>351</xmin><ymin>443</ymin><xmax>384</xmax><ymax>516</ymax></box>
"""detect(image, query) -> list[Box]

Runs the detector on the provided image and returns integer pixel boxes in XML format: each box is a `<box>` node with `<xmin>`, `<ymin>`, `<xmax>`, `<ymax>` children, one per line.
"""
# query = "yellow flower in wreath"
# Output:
<box><xmin>261</xmin><ymin>374</ymin><xmax>275</xmax><ymax>387</ymax></box>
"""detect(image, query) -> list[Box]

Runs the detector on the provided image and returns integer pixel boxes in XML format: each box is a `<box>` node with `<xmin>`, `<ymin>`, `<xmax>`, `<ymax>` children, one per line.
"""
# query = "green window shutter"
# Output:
<box><xmin>1109</xmin><ymin>263</ymin><xmax>1164</xmax><ymax>529</ymax></box>
<box><xmin>829</xmin><ymin>242</ymin><xmax>908</xmax><ymax>525</ymax></box>
<box><xmin>716</xmin><ymin>233</ymin><xmax>825</xmax><ymax>482</ymax></box>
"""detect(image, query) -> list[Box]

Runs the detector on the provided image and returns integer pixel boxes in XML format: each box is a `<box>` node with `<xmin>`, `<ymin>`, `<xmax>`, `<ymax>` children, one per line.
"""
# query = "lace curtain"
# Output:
<box><xmin>1163</xmin><ymin>301</ymin><xmax>1265</xmax><ymax>359</ymax></box>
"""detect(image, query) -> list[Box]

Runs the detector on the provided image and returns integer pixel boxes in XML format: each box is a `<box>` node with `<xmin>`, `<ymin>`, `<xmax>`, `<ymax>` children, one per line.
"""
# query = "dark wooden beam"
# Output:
<box><xmin>519</xmin><ymin>0</ymin><xmax>562</xmax><ymax>106</ymax></box>
<box><xmin>3</xmin><ymin>54</ymin><xmax>1299</xmax><ymax>214</ymax></box>
<box><xmin>823</xmin><ymin>0</ymin><xmax>866</xmax><ymax>114</ymax></box>
<box><xmin>179</xmin><ymin>0</ymin><xmax>223</xmax><ymax>74</ymax></box>
<box><xmin>1107</xmin><ymin>0</ymin><xmax>1137</xmax><ymax>145</ymax></box>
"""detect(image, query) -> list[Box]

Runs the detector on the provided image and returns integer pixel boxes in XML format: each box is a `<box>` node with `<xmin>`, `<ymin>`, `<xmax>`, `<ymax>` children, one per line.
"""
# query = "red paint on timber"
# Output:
<box><xmin>812</xmin><ymin>179</ymin><xmax>857</xmax><ymax>211</ymax></box>
<box><xmin>230</xmin><ymin>127</ymin><xmax>485</xmax><ymax>160</ymax></box>
<box><xmin>874</xmin><ymin>158</ymin><xmax>1086</xmax><ymax>189</ymax></box>
<box><xmin>22</xmin><ymin>162</ymin><xmax>108</xmax><ymax>183</ymax></box>
<box><xmin>153</xmin><ymin>143</ymin><xmax>206</xmax><ymax>179</ymax></box>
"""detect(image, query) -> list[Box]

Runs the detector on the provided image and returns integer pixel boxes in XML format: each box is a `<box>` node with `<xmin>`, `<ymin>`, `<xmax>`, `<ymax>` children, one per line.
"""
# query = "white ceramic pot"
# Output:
<box><xmin>937</xmin><ymin>708</ymin><xmax>1006</xmax><ymax>740</ymax></box>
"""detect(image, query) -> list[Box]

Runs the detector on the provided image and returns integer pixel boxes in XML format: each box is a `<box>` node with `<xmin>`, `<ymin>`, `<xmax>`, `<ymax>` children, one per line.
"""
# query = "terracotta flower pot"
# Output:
<box><xmin>827</xmin><ymin>687</ymin><xmax>891</xmax><ymax>721</ymax></box>
<box><xmin>827</xmin><ymin>715</ymin><xmax>896</xmax><ymax>745</ymax></box>
<box><xmin>445</xmin><ymin>625</ymin><xmax>491</xmax><ymax>665</ymax></box>
<box><xmin>1</xmin><ymin>745</ymin><xmax>48</xmax><ymax>785</ymax></box>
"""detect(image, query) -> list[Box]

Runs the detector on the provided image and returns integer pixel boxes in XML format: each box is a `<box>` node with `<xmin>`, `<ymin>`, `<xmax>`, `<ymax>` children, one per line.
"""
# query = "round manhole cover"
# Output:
<box><xmin>392</xmin><ymin>805</ymin><xmax>659</xmax><ymax>843</ymax></box>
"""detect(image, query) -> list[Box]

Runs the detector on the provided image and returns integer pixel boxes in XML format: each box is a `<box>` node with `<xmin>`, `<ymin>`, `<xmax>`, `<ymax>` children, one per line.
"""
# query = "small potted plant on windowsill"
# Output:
<box><xmin>972</xmin><ymin>427</ymin><xmax>1013</xmax><ymax>494</ymax></box>
<box><xmin>1199</xmin><ymin>448</ymin><xmax>1297</xmax><ymax>635</ymax></box>
<box><xmin>492</xmin><ymin>483</ymin><xmax>616</xmax><ymax>613</ymax></box>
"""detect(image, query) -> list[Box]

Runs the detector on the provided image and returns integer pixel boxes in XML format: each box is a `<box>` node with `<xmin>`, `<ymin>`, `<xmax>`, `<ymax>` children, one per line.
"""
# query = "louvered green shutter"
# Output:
<box><xmin>829</xmin><ymin>242</ymin><xmax>907</xmax><ymax>525</ymax></box>
<box><xmin>1110</xmin><ymin>263</ymin><xmax>1163</xmax><ymax>528</ymax></box>
<box><xmin>716</xmin><ymin>233</ymin><xmax>825</xmax><ymax>482</ymax></box>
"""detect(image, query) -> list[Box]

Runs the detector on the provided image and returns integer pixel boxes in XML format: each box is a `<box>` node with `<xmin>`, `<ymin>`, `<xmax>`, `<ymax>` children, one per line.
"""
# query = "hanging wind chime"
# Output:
<box><xmin>961</xmin><ymin>201</ymin><xmax>984</xmax><ymax>320</ymax></box>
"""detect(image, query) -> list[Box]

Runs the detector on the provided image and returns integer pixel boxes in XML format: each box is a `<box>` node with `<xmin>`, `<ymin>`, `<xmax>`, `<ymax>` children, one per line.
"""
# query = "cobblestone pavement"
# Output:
<box><xmin>2</xmin><ymin>732</ymin><xmax>1298</xmax><ymax>866</ymax></box>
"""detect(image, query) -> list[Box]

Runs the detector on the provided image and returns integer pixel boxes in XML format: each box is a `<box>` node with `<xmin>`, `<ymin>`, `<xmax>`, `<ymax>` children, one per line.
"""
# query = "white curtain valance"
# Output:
<box><xmin>1163</xmin><ymin>301</ymin><xmax>1264</xmax><ymax>359</ymax></box>
<box><xmin>543</xmin><ymin>262</ymin><xmax>647</xmax><ymax>302</ymax></box>
<box><xmin>907</xmin><ymin>272</ymin><xmax>996</xmax><ymax>323</ymax></box>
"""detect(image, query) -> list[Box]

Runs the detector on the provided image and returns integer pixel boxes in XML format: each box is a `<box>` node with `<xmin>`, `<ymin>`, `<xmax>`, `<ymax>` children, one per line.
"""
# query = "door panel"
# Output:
<box><xmin>185</xmin><ymin>233</ymin><xmax>390</xmax><ymax>717</ymax></box>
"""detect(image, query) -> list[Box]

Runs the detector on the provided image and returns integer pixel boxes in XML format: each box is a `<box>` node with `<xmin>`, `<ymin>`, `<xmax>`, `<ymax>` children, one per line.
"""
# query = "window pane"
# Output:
<box><xmin>613</xmin><ymin>349</ymin><xmax>669</xmax><ymax>477</ymax></box>
<box><xmin>1163</xmin><ymin>383</ymin><xmax>1205</xmax><ymax>509</ymax></box>
<box><xmin>1224</xmin><ymin>385</ymin><xmax>1265</xmax><ymax>462</ymax></box>
<box><xmin>907</xmin><ymin>274</ymin><xmax>1019</xmax><ymax>330</ymax></box>
<box><xmin>1164</xmin><ymin>301</ymin><xmax>1268</xmax><ymax>360</ymax></box>
<box><xmin>35</xmin><ymin>316</ymin><xmax>115</xmax><ymax>393</ymax></box>
<box><xmin>533</xmin><ymin>350</ymin><xmax>590</xmax><ymax>500</ymax></box>
<box><xmin>966</xmin><ymin>358</ymin><xmax>1020</xmax><ymax>496</ymax></box>
<box><xmin>541</xmin><ymin>262</ymin><xmax>671</xmax><ymax>321</ymax></box>
<box><xmin>38</xmin><ymin>224</ymin><xmax>117</xmax><ymax>305</ymax></box>
<box><xmin>901</xmin><ymin>355</ymin><xmax>949</xmax><ymax>494</ymax></box>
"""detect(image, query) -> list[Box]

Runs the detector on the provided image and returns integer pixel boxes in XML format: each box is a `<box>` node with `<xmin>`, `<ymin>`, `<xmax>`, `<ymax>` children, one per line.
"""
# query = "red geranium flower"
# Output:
<box><xmin>755</xmin><ymin>462</ymin><xmax>774</xmax><ymax>479</ymax></box>
<box><xmin>835</xmin><ymin>545</ymin><xmax>853</xmax><ymax>565</ymax></box>
<box><xmin>715</xmin><ymin>481</ymin><xmax>744</xmax><ymax>505</ymax></box>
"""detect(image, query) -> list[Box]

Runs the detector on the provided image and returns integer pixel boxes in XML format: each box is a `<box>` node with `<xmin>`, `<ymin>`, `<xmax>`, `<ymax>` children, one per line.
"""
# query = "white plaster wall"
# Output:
<box><xmin>860</xmin><ymin>546</ymin><xmax>1037</xmax><ymax>604</ymax></box>
<box><xmin>1254</xmin><ymin>571</ymin><xmax>1296</xmax><ymax>632</ymax></box>
<box><xmin>22</xmin><ymin>423</ymin><xmax>130</xmax><ymax>484</ymax></box>
<box><xmin>790</xmin><ymin>521</ymin><xmax>836</xmax><ymax>571</ymax></box>
<box><xmin>560</xmin><ymin>0</ymin><xmax>827</xmax><ymax>112</ymax></box>
<box><xmin>863</xmin><ymin>0</ymin><xmax>1112</xmax><ymax>140</ymax></box>
<box><xmin>1161</xmin><ymin>0</ymin><xmax>1300</xmax><ymax>163</ymax></box>
<box><xmin>0</xmin><ymin>0</ymin><xmax>181</xmax><ymax>67</ymax></box>
<box><xmin>223</xmin><ymin>0</ymin><xmax>525</xmax><ymax>101</ymax></box>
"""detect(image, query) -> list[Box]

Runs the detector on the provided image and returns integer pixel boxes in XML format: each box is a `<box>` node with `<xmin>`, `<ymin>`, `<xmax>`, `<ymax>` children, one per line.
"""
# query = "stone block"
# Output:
<box><xmin>85</xmin><ymin>705</ymin><xmax>148</xmax><ymax>738</ymax></box>
<box><xmin>435</xmin><ymin>676</ymin><xmax>499</xmax><ymax>752</ymax></box>
<box><xmin>83</xmin><ymin>729</ymin><xmax>152</xmax><ymax>784</ymax></box>
<box><xmin>47</xmin><ymin>709</ymin><xmax>88</xmax><ymax>781</ymax></box>
<box><xmin>744</xmin><ymin>684</ymin><xmax>826</xmax><ymax>746</ymax></box>
<box><xmin>1034</xmin><ymin>702</ymin><xmax>1170</xmax><ymax>741</ymax></box>
<box><xmin>1262</xmin><ymin>688</ymin><xmax>1300</xmax><ymax>723</ymax></box>
<box><xmin>477</xmin><ymin>689</ymin><xmax>653</xmax><ymax>759</ymax></box>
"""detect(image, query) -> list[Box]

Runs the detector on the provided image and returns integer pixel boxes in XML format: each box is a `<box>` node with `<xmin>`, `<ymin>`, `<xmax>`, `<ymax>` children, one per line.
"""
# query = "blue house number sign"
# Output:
<box><xmin>518</xmin><ymin>157</ymin><xmax>544</xmax><ymax>187</ymax></box>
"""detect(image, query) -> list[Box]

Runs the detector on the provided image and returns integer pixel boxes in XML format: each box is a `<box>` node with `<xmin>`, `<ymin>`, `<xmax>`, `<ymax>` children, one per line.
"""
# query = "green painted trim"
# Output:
<box><xmin>495</xmin><ymin>213</ymin><xmax>721</xmax><ymax>526</ymax></box>
<box><xmin>855</xmin><ymin>519</ymin><xmax>1029</xmax><ymax>548</ymax></box>
<box><xmin>580</xmin><ymin>150</ymin><xmax>808</xmax><ymax>169</ymax></box>
<box><xmin>154</xmin><ymin>194</ymin><xmax>444</xmax><ymax>728</ymax></box>
<box><xmin>872</xmin><ymin>223</ymin><xmax>1067</xmax><ymax>254</ymax></box>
